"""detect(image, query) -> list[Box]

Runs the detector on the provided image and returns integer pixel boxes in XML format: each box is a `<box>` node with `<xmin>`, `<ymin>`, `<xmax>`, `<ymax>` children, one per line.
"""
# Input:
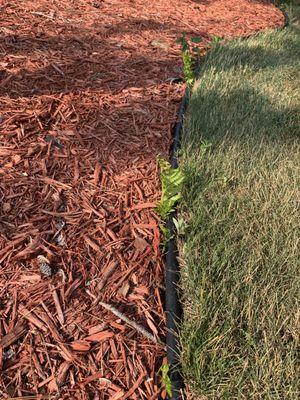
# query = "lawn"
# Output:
<box><xmin>178</xmin><ymin>3</ymin><xmax>300</xmax><ymax>399</ymax></box>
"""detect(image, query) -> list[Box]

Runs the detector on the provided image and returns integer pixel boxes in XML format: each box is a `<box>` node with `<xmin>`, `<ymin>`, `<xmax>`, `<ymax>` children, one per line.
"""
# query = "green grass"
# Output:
<box><xmin>178</xmin><ymin>4</ymin><xmax>300</xmax><ymax>399</ymax></box>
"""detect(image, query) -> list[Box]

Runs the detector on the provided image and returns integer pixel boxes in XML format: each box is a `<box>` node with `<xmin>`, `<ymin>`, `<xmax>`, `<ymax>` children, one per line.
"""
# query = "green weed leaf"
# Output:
<box><xmin>173</xmin><ymin>217</ymin><xmax>187</xmax><ymax>236</ymax></box>
<box><xmin>176</xmin><ymin>34</ymin><xmax>198</xmax><ymax>86</ymax></box>
<box><xmin>156</xmin><ymin>157</ymin><xmax>184</xmax><ymax>220</ymax></box>
<box><xmin>158</xmin><ymin>363</ymin><xmax>172</xmax><ymax>397</ymax></box>
<box><xmin>210</xmin><ymin>35</ymin><xmax>223</xmax><ymax>45</ymax></box>
<box><xmin>182</xmin><ymin>50</ymin><xmax>195</xmax><ymax>86</ymax></box>
<box><xmin>200</xmin><ymin>140</ymin><xmax>212</xmax><ymax>156</ymax></box>
<box><xmin>191</xmin><ymin>37</ymin><xmax>202</xmax><ymax>43</ymax></box>
<box><xmin>159</xmin><ymin>224</ymin><xmax>173</xmax><ymax>251</ymax></box>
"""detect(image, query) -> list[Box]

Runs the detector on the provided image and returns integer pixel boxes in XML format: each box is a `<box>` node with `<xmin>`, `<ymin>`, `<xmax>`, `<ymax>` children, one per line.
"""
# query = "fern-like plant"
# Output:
<box><xmin>176</xmin><ymin>34</ymin><xmax>202</xmax><ymax>87</ymax></box>
<box><xmin>156</xmin><ymin>157</ymin><xmax>184</xmax><ymax>220</ymax></box>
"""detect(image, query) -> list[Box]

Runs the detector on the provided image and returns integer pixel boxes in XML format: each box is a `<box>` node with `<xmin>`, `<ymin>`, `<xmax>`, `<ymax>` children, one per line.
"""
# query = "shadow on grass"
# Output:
<box><xmin>201</xmin><ymin>30</ymin><xmax>299</xmax><ymax>74</ymax></box>
<box><xmin>190</xmin><ymin>85</ymin><xmax>299</xmax><ymax>134</ymax></box>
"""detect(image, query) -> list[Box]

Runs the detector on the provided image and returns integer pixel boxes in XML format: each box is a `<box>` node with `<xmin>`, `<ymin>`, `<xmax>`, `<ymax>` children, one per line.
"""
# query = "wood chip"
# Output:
<box><xmin>70</xmin><ymin>340</ymin><xmax>91</xmax><ymax>352</ymax></box>
<box><xmin>51</xmin><ymin>286</ymin><xmax>65</xmax><ymax>325</ymax></box>
<box><xmin>0</xmin><ymin>323</ymin><xmax>27</xmax><ymax>348</ymax></box>
<box><xmin>18</xmin><ymin>305</ymin><xmax>47</xmax><ymax>332</ymax></box>
<box><xmin>84</xmin><ymin>330</ymin><xmax>114</xmax><ymax>343</ymax></box>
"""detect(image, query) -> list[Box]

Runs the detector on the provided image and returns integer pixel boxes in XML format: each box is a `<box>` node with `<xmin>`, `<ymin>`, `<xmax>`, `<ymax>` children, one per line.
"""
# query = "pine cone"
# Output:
<box><xmin>37</xmin><ymin>255</ymin><xmax>52</xmax><ymax>277</ymax></box>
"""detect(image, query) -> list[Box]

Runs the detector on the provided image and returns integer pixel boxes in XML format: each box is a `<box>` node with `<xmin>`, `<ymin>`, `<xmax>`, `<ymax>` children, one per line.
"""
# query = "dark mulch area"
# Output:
<box><xmin>0</xmin><ymin>1</ymin><xmax>284</xmax><ymax>398</ymax></box>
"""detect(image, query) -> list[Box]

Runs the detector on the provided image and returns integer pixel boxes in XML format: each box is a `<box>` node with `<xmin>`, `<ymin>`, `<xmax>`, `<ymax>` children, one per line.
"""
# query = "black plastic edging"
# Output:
<box><xmin>169</xmin><ymin>90</ymin><xmax>189</xmax><ymax>170</ymax></box>
<box><xmin>165</xmin><ymin>88</ymin><xmax>189</xmax><ymax>400</ymax></box>
<box><xmin>271</xmin><ymin>0</ymin><xmax>290</xmax><ymax>28</ymax></box>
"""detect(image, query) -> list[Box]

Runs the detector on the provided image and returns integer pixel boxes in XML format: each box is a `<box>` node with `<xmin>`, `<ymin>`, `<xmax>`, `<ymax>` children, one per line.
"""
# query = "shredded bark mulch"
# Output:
<box><xmin>0</xmin><ymin>1</ymin><xmax>284</xmax><ymax>398</ymax></box>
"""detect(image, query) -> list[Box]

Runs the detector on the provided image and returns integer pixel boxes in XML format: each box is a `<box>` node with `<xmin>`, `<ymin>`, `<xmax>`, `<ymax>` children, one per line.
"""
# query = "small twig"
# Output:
<box><xmin>52</xmin><ymin>63</ymin><xmax>65</xmax><ymax>77</ymax></box>
<box><xmin>31</xmin><ymin>11</ymin><xmax>55</xmax><ymax>20</ymax></box>
<box><xmin>98</xmin><ymin>301</ymin><xmax>162</xmax><ymax>345</ymax></box>
<box><xmin>51</xmin><ymin>286</ymin><xmax>65</xmax><ymax>325</ymax></box>
<box><xmin>6</xmin><ymin>396</ymin><xmax>52</xmax><ymax>400</ymax></box>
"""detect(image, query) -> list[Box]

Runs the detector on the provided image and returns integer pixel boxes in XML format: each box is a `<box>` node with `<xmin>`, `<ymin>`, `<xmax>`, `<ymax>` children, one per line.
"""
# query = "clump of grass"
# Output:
<box><xmin>179</xmin><ymin>5</ymin><xmax>300</xmax><ymax>399</ymax></box>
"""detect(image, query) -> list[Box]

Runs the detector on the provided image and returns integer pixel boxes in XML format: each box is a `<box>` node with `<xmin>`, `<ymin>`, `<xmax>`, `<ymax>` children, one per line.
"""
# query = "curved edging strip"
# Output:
<box><xmin>165</xmin><ymin>88</ymin><xmax>189</xmax><ymax>400</ymax></box>
<box><xmin>165</xmin><ymin>3</ymin><xmax>289</xmax><ymax>399</ymax></box>
<box><xmin>271</xmin><ymin>0</ymin><xmax>290</xmax><ymax>28</ymax></box>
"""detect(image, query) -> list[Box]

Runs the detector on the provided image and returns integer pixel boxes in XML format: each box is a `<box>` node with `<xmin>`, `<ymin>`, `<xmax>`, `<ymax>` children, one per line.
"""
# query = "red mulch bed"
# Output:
<box><xmin>0</xmin><ymin>1</ymin><xmax>284</xmax><ymax>398</ymax></box>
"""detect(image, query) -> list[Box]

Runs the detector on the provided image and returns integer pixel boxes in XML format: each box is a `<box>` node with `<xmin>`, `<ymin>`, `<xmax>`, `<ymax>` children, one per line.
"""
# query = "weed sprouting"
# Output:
<box><xmin>173</xmin><ymin>217</ymin><xmax>187</xmax><ymax>236</ymax></box>
<box><xmin>156</xmin><ymin>156</ymin><xmax>184</xmax><ymax>220</ymax></box>
<box><xmin>176</xmin><ymin>34</ymin><xmax>202</xmax><ymax>87</ymax></box>
<box><xmin>210</xmin><ymin>35</ymin><xmax>224</xmax><ymax>46</ymax></box>
<box><xmin>158</xmin><ymin>363</ymin><xmax>172</xmax><ymax>397</ymax></box>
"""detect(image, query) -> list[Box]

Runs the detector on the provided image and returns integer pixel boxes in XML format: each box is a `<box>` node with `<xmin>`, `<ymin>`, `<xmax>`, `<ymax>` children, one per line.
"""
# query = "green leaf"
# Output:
<box><xmin>158</xmin><ymin>363</ymin><xmax>172</xmax><ymax>397</ymax></box>
<box><xmin>191</xmin><ymin>37</ymin><xmax>202</xmax><ymax>43</ymax></box>
<box><xmin>159</xmin><ymin>224</ymin><xmax>173</xmax><ymax>251</ymax></box>
<box><xmin>182</xmin><ymin>50</ymin><xmax>195</xmax><ymax>87</ymax></box>
<box><xmin>156</xmin><ymin>157</ymin><xmax>184</xmax><ymax>220</ymax></box>
<box><xmin>199</xmin><ymin>140</ymin><xmax>212</xmax><ymax>155</ymax></box>
<box><xmin>173</xmin><ymin>217</ymin><xmax>187</xmax><ymax>236</ymax></box>
<box><xmin>176</xmin><ymin>34</ymin><xmax>189</xmax><ymax>52</ymax></box>
<box><xmin>210</xmin><ymin>35</ymin><xmax>223</xmax><ymax>45</ymax></box>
